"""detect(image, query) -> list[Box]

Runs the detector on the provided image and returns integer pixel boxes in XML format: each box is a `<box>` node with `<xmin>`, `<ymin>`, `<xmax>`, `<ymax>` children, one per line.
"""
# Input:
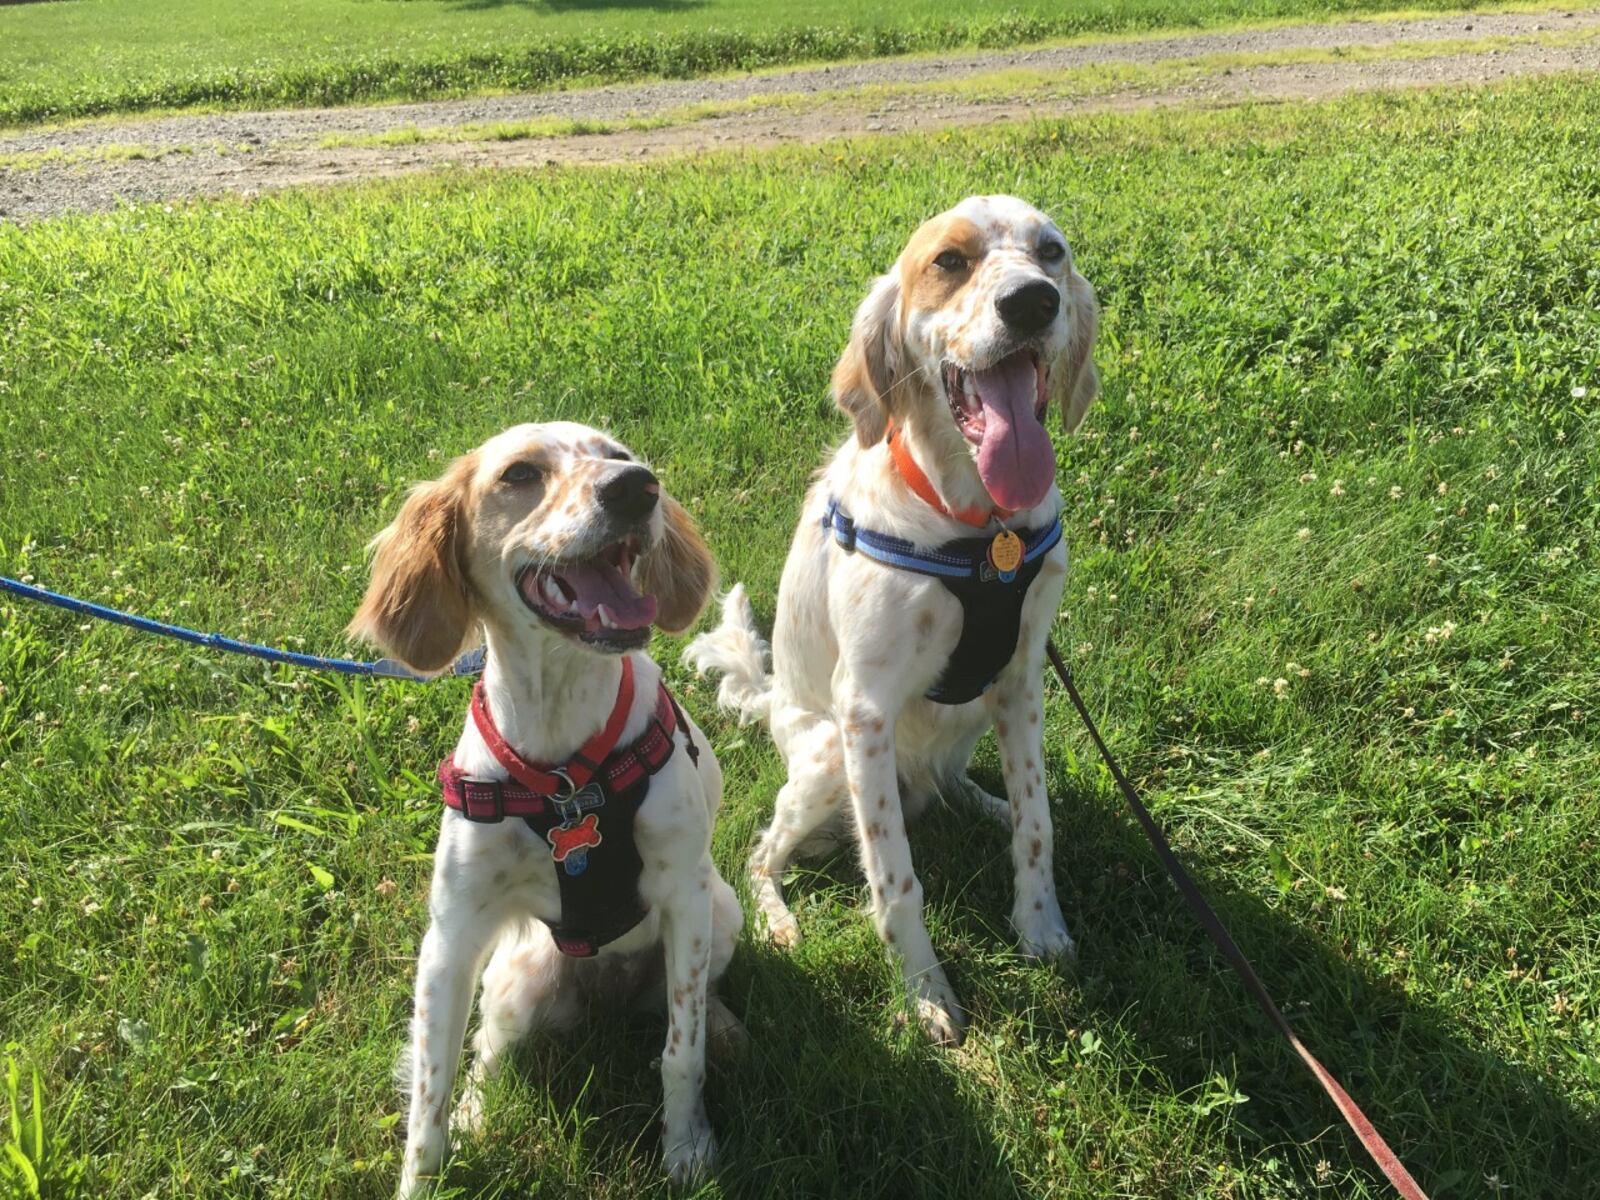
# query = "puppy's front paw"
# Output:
<box><xmin>1014</xmin><ymin>898</ymin><xmax>1077</xmax><ymax>962</ymax></box>
<box><xmin>663</xmin><ymin>1120</ymin><xmax>717</xmax><ymax>1189</ymax></box>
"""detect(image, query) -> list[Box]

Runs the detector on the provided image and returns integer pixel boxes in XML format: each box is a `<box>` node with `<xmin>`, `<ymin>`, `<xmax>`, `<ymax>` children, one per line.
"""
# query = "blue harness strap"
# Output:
<box><xmin>822</xmin><ymin>499</ymin><xmax>1061</xmax><ymax>704</ymax></box>
<box><xmin>0</xmin><ymin>574</ymin><xmax>484</xmax><ymax>681</ymax></box>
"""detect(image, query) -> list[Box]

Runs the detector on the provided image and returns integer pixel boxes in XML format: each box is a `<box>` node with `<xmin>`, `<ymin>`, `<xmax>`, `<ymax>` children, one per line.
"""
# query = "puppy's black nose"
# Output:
<box><xmin>996</xmin><ymin>280</ymin><xmax>1061</xmax><ymax>334</ymax></box>
<box><xmin>598</xmin><ymin>465</ymin><xmax>660</xmax><ymax>521</ymax></box>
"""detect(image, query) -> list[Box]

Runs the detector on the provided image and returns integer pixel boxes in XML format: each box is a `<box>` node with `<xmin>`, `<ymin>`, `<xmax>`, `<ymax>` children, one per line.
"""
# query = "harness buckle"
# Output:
<box><xmin>459</xmin><ymin>778</ymin><xmax>505</xmax><ymax>823</ymax></box>
<box><xmin>825</xmin><ymin>502</ymin><xmax>857</xmax><ymax>553</ymax></box>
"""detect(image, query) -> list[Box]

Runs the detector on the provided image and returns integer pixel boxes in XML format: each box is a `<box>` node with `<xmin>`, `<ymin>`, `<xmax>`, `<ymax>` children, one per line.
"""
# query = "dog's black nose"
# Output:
<box><xmin>996</xmin><ymin>280</ymin><xmax>1061</xmax><ymax>334</ymax></box>
<box><xmin>598</xmin><ymin>465</ymin><xmax>660</xmax><ymax>521</ymax></box>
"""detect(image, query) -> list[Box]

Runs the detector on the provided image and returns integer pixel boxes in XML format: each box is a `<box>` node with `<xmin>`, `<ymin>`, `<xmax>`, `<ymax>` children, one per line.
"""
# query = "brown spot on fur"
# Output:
<box><xmin>996</xmin><ymin>720</ymin><xmax>1009</xmax><ymax>738</ymax></box>
<box><xmin>901</xmin><ymin>876</ymin><xmax>914</xmax><ymax>895</ymax></box>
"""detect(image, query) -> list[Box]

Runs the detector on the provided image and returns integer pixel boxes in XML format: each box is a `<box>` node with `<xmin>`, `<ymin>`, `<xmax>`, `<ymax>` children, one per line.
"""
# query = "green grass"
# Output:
<box><xmin>2</xmin><ymin>74</ymin><xmax>1599</xmax><ymax>1199</ymax></box>
<box><xmin>0</xmin><ymin>0</ymin><xmax>1593</xmax><ymax>129</ymax></box>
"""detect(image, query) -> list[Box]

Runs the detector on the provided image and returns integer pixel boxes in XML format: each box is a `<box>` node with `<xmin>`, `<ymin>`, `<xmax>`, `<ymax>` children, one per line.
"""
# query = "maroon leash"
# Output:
<box><xmin>1046</xmin><ymin>640</ymin><xmax>1429</xmax><ymax>1200</ymax></box>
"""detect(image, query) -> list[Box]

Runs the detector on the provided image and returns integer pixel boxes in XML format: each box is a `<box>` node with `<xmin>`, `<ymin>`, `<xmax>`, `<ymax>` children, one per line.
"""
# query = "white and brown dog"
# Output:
<box><xmin>687</xmin><ymin>195</ymin><xmax>1097</xmax><ymax>1045</ymax></box>
<box><xmin>351</xmin><ymin>422</ymin><xmax>742</xmax><ymax>1196</ymax></box>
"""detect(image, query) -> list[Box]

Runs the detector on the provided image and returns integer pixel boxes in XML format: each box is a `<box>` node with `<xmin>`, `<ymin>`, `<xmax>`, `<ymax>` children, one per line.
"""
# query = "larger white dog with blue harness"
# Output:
<box><xmin>688</xmin><ymin>195</ymin><xmax>1098</xmax><ymax>1045</ymax></box>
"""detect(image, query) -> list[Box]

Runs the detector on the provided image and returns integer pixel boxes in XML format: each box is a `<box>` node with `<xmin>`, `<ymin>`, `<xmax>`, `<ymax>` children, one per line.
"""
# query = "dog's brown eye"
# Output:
<box><xmin>933</xmin><ymin>250</ymin><xmax>967</xmax><ymax>272</ymax></box>
<box><xmin>604</xmin><ymin>448</ymin><xmax>632</xmax><ymax>462</ymax></box>
<box><xmin>501</xmin><ymin>461</ymin><xmax>543</xmax><ymax>485</ymax></box>
<box><xmin>1039</xmin><ymin>241</ymin><xmax>1066</xmax><ymax>263</ymax></box>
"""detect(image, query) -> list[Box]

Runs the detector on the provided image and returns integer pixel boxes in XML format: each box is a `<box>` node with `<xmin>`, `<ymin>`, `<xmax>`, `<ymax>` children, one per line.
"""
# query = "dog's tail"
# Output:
<box><xmin>683</xmin><ymin>584</ymin><xmax>773</xmax><ymax>727</ymax></box>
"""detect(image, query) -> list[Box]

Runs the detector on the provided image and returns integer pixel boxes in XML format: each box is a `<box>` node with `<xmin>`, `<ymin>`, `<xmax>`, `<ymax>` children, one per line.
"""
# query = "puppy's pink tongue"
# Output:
<box><xmin>974</xmin><ymin>353</ymin><xmax>1055</xmax><ymax>512</ymax></box>
<box><xmin>557</xmin><ymin>561</ymin><xmax>657</xmax><ymax>630</ymax></box>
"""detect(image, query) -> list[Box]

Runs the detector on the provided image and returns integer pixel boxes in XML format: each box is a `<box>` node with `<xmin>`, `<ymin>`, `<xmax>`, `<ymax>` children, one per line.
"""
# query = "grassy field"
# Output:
<box><xmin>0</xmin><ymin>0</ymin><xmax>1589</xmax><ymax>128</ymax></box>
<box><xmin>2</xmin><ymin>75</ymin><xmax>1599</xmax><ymax>1199</ymax></box>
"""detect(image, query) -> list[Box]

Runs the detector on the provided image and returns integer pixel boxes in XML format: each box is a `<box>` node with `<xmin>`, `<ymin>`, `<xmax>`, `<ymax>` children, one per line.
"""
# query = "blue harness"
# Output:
<box><xmin>822</xmin><ymin>498</ymin><xmax>1061</xmax><ymax>704</ymax></box>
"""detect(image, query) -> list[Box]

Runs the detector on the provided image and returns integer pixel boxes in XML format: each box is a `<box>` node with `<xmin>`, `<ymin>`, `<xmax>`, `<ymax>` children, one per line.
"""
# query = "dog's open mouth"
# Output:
<box><xmin>941</xmin><ymin>348</ymin><xmax>1055</xmax><ymax>512</ymax></box>
<box><xmin>516</xmin><ymin>536</ymin><xmax>655</xmax><ymax>651</ymax></box>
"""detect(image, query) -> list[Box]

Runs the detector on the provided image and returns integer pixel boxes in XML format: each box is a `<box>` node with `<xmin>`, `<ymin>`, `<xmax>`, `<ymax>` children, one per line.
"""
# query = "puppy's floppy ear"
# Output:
<box><xmin>1051</xmin><ymin>267</ymin><xmax>1100</xmax><ymax>434</ymax></box>
<box><xmin>347</xmin><ymin>453</ymin><xmax>477</xmax><ymax>675</ymax></box>
<box><xmin>832</xmin><ymin>271</ymin><xmax>903</xmax><ymax>448</ymax></box>
<box><xmin>639</xmin><ymin>494</ymin><xmax>717</xmax><ymax>635</ymax></box>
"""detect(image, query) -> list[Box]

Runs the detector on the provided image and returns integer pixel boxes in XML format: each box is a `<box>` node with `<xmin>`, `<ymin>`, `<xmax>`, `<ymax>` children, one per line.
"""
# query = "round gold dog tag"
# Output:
<box><xmin>989</xmin><ymin>529</ymin><xmax>1023</xmax><ymax>576</ymax></box>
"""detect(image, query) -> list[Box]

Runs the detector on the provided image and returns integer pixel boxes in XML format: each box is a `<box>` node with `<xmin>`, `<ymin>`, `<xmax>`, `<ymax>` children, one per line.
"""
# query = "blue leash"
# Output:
<box><xmin>0</xmin><ymin>575</ymin><xmax>484</xmax><ymax>682</ymax></box>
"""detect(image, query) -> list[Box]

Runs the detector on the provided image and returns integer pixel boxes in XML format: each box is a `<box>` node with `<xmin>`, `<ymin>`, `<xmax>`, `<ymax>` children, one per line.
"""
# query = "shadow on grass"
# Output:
<box><xmin>416</xmin><ymin>766</ymin><xmax>1588</xmax><ymax>1199</ymax></box>
<box><xmin>904</xmin><ymin>769</ymin><xmax>1594</xmax><ymax>1197</ymax></box>
<box><xmin>440</xmin><ymin>935</ymin><xmax>1018</xmax><ymax>1199</ymax></box>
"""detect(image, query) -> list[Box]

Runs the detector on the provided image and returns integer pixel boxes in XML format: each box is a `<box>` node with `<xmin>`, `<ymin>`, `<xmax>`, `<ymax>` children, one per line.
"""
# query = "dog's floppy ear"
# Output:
<box><xmin>348</xmin><ymin>453</ymin><xmax>477</xmax><ymax>675</ymax></box>
<box><xmin>832</xmin><ymin>271</ymin><xmax>903</xmax><ymax>448</ymax></box>
<box><xmin>639</xmin><ymin>493</ymin><xmax>717</xmax><ymax>635</ymax></box>
<box><xmin>1051</xmin><ymin>267</ymin><xmax>1100</xmax><ymax>434</ymax></box>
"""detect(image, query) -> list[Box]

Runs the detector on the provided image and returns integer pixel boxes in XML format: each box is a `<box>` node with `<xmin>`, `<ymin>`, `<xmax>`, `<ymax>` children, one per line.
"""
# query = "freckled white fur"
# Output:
<box><xmin>687</xmin><ymin>195</ymin><xmax>1091</xmax><ymax>1046</ymax></box>
<box><xmin>372</xmin><ymin>424</ymin><xmax>740</xmax><ymax>1198</ymax></box>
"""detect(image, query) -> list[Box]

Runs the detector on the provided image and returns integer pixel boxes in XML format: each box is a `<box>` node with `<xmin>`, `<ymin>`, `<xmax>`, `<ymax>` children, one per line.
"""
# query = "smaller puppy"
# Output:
<box><xmin>351</xmin><ymin>422</ymin><xmax>741</xmax><ymax>1198</ymax></box>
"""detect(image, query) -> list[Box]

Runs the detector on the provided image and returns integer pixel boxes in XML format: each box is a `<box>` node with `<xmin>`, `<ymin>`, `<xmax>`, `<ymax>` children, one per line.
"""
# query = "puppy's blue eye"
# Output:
<box><xmin>501</xmin><ymin>462</ymin><xmax>542</xmax><ymax>485</ymax></box>
<box><xmin>1039</xmin><ymin>241</ymin><xmax>1066</xmax><ymax>262</ymax></box>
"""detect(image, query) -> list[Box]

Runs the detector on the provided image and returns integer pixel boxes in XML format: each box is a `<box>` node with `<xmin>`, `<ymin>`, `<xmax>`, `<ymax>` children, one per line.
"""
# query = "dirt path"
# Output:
<box><xmin>3</xmin><ymin>7</ymin><xmax>1598</xmax><ymax>220</ymax></box>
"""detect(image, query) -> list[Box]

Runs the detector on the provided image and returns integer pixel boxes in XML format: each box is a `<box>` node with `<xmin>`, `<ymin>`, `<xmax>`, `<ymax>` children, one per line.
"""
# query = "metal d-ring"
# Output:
<box><xmin>549</xmin><ymin>768</ymin><xmax>581</xmax><ymax>820</ymax></box>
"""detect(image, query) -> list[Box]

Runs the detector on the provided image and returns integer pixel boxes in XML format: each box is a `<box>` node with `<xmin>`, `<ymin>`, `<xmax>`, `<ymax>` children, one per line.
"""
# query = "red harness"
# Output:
<box><xmin>437</xmin><ymin>657</ymin><xmax>679</xmax><ymax>821</ymax></box>
<box><xmin>437</xmin><ymin>657</ymin><xmax>694</xmax><ymax>956</ymax></box>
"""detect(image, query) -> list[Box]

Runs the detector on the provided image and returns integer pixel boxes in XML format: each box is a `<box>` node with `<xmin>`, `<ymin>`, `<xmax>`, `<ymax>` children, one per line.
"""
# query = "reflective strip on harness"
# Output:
<box><xmin>823</xmin><ymin>498</ymin><xmax>1061</xmax><ymax>704</ymax></box>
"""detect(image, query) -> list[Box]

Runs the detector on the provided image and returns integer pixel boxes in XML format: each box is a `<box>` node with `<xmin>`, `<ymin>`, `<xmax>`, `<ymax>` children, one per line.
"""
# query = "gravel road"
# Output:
<box><xmin>3</xmin><ymin>7</ymin><xmax>1597</xmax><ymax>220</ymax></box>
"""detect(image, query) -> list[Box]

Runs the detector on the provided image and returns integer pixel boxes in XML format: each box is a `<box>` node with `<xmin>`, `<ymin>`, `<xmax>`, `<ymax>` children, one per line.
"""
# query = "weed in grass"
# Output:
<box><xmin>1</xmin><ymin>75</ymin><xmax>1598</xmax><ymax>1198</ymax></box>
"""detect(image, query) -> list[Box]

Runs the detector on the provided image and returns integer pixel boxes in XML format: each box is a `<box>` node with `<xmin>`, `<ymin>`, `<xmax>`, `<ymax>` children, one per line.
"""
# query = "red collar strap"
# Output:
<box><xmin>886</xmin><ymin>423</ymin><xmax>1012</xmax><ymax>528</ymax></box>
<box><xmin>471</xmin><ymin>656</ymin><xmax>634</xmax><ymax>795</ymax></box>
<box><xmin>439</xmin><ymin>659</ymin><xmax>682</xmax><ymax>821</ymax></box>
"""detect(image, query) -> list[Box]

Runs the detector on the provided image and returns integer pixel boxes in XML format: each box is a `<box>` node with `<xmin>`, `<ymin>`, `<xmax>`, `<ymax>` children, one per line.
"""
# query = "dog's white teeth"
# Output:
<box><xmin>597</xmin><ymin>605</ymin><xmax>618</xmax><ymax>630</ymax></box>
<box><xmin>541</xmin><ymin>576</ymin><xmax>568</xmax><ymax>610</ymax></box>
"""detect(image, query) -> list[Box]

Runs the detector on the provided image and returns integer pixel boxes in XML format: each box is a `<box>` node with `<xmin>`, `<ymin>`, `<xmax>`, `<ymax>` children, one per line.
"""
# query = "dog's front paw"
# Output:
<box><xmin>451</xmin><ymin>1086</ymin><xmax>486</xmax><ymax>1139</ymax></box>
<box><xmin>763</xmin><ymin>911</ymin><xmax>802</xmax><ymax>949</ymax></box>
<box><xmin>663</xmin><ymin>1120</ymin><xmax>717</xmax><ymax>1188</ymax></box>
<box><xmin>1014</xmin><ymin>898</ymin><xmax>1077</xmax><ymax>962</ymax></box>
<box><xmin>915</xmin><ymin>993</ymin><xmax>968</xmax><ymax>1047</ymax></box>
<box><xmin>396</xmin><ymin>1168</ymin><xmax>441</xmax><ymax>1200</ymax></box>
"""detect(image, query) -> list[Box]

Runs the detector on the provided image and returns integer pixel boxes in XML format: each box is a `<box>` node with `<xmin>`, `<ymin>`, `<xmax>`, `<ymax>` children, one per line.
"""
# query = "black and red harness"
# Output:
<box><xmin>436</xmin><ymin>657</ymin><xmax>696</xmax><ymax>957</ymax></box>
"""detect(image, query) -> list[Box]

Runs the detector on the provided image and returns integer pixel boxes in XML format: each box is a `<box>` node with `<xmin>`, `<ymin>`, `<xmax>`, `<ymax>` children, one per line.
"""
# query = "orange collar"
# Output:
<box><xmin>886</xmin><ymin>424</ymin><xmax>1012</xmax><ymax>528</ymax></box>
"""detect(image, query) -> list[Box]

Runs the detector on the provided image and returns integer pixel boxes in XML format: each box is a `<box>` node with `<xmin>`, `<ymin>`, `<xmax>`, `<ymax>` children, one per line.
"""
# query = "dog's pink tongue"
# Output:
<box><xmin>974</xmin><ymin>354</ymin><xmax>1055</xmax><ymax>512</ymax></box>
<box><xmin>559</xmin><ymin>561</ymin><xmax>657</xmax><ymax>629</ymax></box>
